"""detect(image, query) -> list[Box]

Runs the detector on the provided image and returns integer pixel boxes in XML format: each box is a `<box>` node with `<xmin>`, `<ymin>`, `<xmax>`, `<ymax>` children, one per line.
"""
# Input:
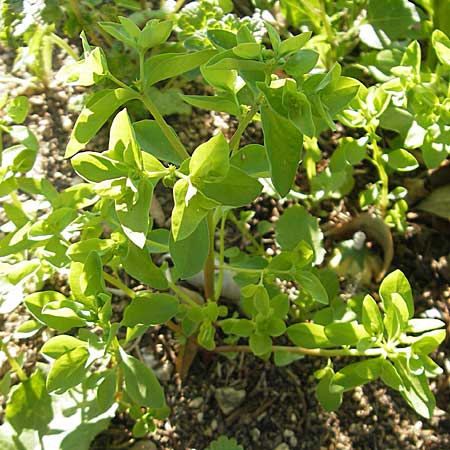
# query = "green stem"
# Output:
<box><xmin>229</xmin><ymin>101</ymin><xmax>260</xmax><ymax>154</ymax></box>
<box><xmin>228</xmin><ymin>211</ymin><xmax>264</xmax><ymax>254</ymax></box>
<box><xmin>103</xmin><ymin>271</ymin><xmax>136</xmax><ymax>298</ymax></box>
<box><xmin>140</xmin><ymin>93</ymin><xmax>190</xmax><ymax>160</ymax></box>
<box><xmin>168</xmin><ymin>281</ymin><xmax>200</xmax><ymax>307</ymax></box>
<box><xmin>214</xmin><ymin>344</ymin><xmax>387</xmax><ymax>358</ymax></box>
<box><xmin>370</xmin><ymin>135</ymin><xmax>389</xmax><ymax>214</ymax></box>
<box><xmin>214</xmin><ymin>214</ymin><xmax>227</xmax><ymax>301</ymax></box>
<box><xmin>107</xmin><ymin>72</ymin><xmax>189</xmax><ymax>161</ymax></box>
<box><xmin>319</xmin><ymin>0</ymin><xmax>336</xmax><ymax>66</ymax></box>
<box><xmin>215</xmin><ymin>264</ymin><xmax>263</xmax><ymax>274</ymax></box>
<box><xmin>1</xmin><ymin>342</ymin><xmax>27</xmax><ymax>381</ymax></box>
<box><xmin>204</xmin><ymin>211</ymin><xmax>216</xmax><ymax>301</ymax></box>
<box><xmin>139</xmin><ymin>51</ymin><xmax>145</xmax><ymax>92</ymax></box>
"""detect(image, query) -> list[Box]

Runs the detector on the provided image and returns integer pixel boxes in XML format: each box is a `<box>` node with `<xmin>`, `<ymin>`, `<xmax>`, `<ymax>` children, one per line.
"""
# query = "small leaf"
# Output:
<box><xmin>47</xmin><ymin>347</ymin><xmax>90</xmax><ymax>394</ymax></box>
<box><xmin>383</xmin><ymin>149</ymin><xmax>418</xmax><ymax>172</ymax></box>
<box><xmin>249</xmin><ymin>333</ymin><xmax>272</xmax><ymax>356</ymax></box>
<box><xmin>296</xmin><ymin>271</ymin><xmax>329</xmax><ymax>305</ymax></box>
<box><xmin>144</xmin><ymin>49</ymin><xmax>216</xmax><ymax>87</ymax></box>
<box><xmin>66</xmin><ymin>89</ymin><xmax>138</xmax><ymax>158</ymax></box>
<box><xmin>275</xmin><ymin>205</ymin><xmax>325</xmax><ymax>265</ymax></box>
<box><xmin>122</xmin><ymin>240</ymin><xmax>168</xmax><ymax>289</ymax></box>
<box><xmin>41</xmin><ymin>335</ymin><xmax>88</xmax><ymax>359</ymax></box>
<box><xmin>261</xmin><ymin>103</ymin><xmax>303</xmax><ymax>197</ymax></box>
<box><xmin>6</xmin><ymin>370</ymin><xmax>53</xmax><ymax>433</ymax></box>
<box><xmin>432</xmin><ymin>29</ymin><xmax>450</xmax><ymax>66</ymax></box>
<box><xmin>379</xmin><ymin>270</ymin><xmax>414</xmax><ymax>318</ymax></box>
<box><xmin>287</xmin><ymin>323</ymin><xmax>332</xmax><ymax>348</ymax></box>
<box><xmin>6</xmin><ymin>96</ymin><xmax>29</xmax><ymax>123</ymax></box>
<box><xmin>170</xmin><ymin>218</ymin><xmax>209</xmax><ymax>278</ymax></box>
<box><xmin>279</xmin><ymin>31</ymin><xmax>311</xmax><ymax>56</ymax></box>
<box><xmin>362</xmin><ymin>294</ymin><xmax>383</xmax><ymax>336</ymax></box>
<box><xmin>119</xmin><ymin>348</ymin><xmax>165</xmax><ymax>408</ymax></box>
<box><xmin>190</xmin><ymin>133</ymin><xmax>230</xmax><ymax>182</ymax></box>
<box><xmin>325</xmin><ymin>322</ymin><xmax>367</xmax><ymax>346</ymax></box>
<box><xmin>122</xmin><ymin>292</ymin><xmax>179</xmax><ymax>327</ymax></box>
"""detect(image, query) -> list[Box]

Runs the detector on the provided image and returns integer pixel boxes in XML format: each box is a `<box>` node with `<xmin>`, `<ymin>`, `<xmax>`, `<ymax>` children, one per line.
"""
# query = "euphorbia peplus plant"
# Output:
<box><xmin>0</xmin><ymin>15</ymin><xmax>446</xmax><ymax>445</ymax></box>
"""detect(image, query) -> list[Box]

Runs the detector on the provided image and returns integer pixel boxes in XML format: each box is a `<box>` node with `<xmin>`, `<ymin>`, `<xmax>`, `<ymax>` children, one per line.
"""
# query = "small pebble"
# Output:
<box><xmin>189</xmin><ymin>397</ymin><xmax>204</xmax><ymax>409</ymax></box>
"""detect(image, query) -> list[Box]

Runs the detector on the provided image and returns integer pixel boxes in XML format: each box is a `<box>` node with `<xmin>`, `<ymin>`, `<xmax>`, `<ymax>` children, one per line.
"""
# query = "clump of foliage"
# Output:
<box><xmin>0</xmin><ymin>2</ymin><xmax>448</xmax><ymax>448</ymax></box>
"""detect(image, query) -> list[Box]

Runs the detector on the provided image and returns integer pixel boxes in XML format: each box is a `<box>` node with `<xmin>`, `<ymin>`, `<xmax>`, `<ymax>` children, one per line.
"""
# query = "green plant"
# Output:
<box><xmin>0</xmin><ymin>10</ymin><xmax>446</xmax><ymax>449</ymax></box>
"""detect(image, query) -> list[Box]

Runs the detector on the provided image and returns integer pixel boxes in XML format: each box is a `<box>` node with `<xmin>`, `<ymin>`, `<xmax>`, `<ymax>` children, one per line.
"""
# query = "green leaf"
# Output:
<box><xmin>171</xmin><ymin>178</ymin><xmax>217</xmax><ymax>241</ymax></box>
<box><xmin>122</xmin><ymin>292</ymin><xmax>179</xmax><ymax>327</ymax></box>
<box><xmin>230</xmin><ymin>144</ymin><xmax>269</xmax><ymax>177</ymax></box>
<box><xmin>66</xmin><ymin>89</ymin><xmax>138</xmax><ymax>158</ymax></box>
<box><xmin>122</xmin><ymin>240</ymin><xmax>168</xmax><ymax>289</ymax></box>
<box><xmin>134</xmin><ymin>119</ymin><xmax>183</xmax><ymax>165</ymax></box>
<box><xmin>287</xmin><ymin>323</ymin><xmax>332</xmax><ymax>349</ymax></box>
<box><xmin>57</xmin><ymin>46</ymin><xmax>108</xmax><ymax>87</ymax></box>
<box><xmin>383</xmin><ymin>149</ymin><xmax>418</xmax><ymax>172</ymax></box>
<box><xmin>97</xmin><ymin>370</ymin><xmax>117</xmax><ymax>412</ymax></box>
<box><xmin>393</xmin><ymin>354</ymin><xmax>435</xmax><ymax>419</ymax></box>
<box><xmin>190</xmin><ymin>133</ymin><xmax>230</xmax><ymax>182</ymax></box>
<box><xmin>180</xmin><ymin>94</ymin><xmax>240</xmax><ymax>116</ymax></box>
<box><xmin>41</xmin><ymin>335</ymin><xmax>88</xmax><ymax>359</ymax></box>
<box><xmin>115</xmin><ymin>178</ymin><xmax>153</xmax><ymax>248</ymax></box>
<box><xmin>71</xmin><ymin>152</ymin><xmax>128</xmax><ymax>182</ymax></box>
<box><xmin>325</xmin><ymin>321</ymin><xmax>367</xmax><ymax>346</ymax></box>
<box><xmin>332</xmin><ymin>358</ymin><xmax>382</xmax><ymax>391</ymax></box>
<box><xmin>138</xmin><ymin>19</ymin><xmax>173</xmax><ymax>51</ymax></box>
<box><xmin>6</xmin><ymin>96</ymin><xmax>29</xmax><ymax>123</ymax></box>
<box><xmin>119</xmin><ymin>349</ymin><xmax>165</xmax><ymax>408</ymax></box>
<box><xmin>207</xmin><ymin>29</ymin><xmax>238</xmax><ymax>49</ymax></box>
<box><xmin>99</xmin><ymin>21</ymin><xmax>137</xmax><ymax>47</ymax></box>
<box><xmin>362</xmin><ymin>294</ymin><xmax>383</xmax><ymax>336</ymax></box>
<box><xmin>417</xmin><ymin>185</ymin><xmax>450</xmax><ymax>220</ymax></box>
<box><xmin>273</xmin><ymin>350</ymin><xmax>303</xmax><ymax>367</ymax></box>
<box><xmin>249</xmin><ymin>333</ymin><xmax>272</xmax><ymax>356</ymax></box>
<box><xmin>330</xmin><ymin>136</ymin><xmax>368</xmax><ymax>172</ymax></box>
<box><xmin>199</xmin><ymin>166</ymin><xmax>262</xmax><ymax>207</ymax></box>
<box><xmin>411</xmin><ymin>330</ymin><xmax>446</xmax><ymax>355</ymax></box>
<box><xmin>316</xmin><ymin>367</ymin><xmax>342</xmax><ymax>411</ymax></box>
<box><xmin>24</xmin><ymin>291</ymin><xmax>85</xmax><ymax>332</ymax></box>
<box><xmin>296</xmin><ymin>270</ymin><xmax>329</xmax><ymax>305</ymax></box>
<box><xmin>379</xmin><ymin>270</ymin><xmax>414</xmax><ymax>318</ymax></box>
<box><xmin>432</xmin><ymin>29</ymin><xmax>450</xmax><ymax>66</ymax></box>
<box><xmin>275</xmin><ymin>205</ymin><xmax>325</xmax><ymax>265</ymax></box>
<box><xmin>41</xmin><ymin>300</ymin><xmax>87</xmax><ymax>332</ymax></box>
<box><xmin>47</xmin><ymin>346</ymin><xmax>90</xmax><ymax>394</ymax></box>
<box><xmin>107</xmin><ymin>108</ymin><xmax>143</xmax><ymax>169</ymax></box>
<box><xmin>261</xmin><ymin>103</ymin><xmax>303</xmax><ymax>197</ymax></box>
<box><xmin>232</xmin><ymin>42</ymin><xmax>262</xmax><ymax>59</ymax></box>
<box><xmin>283</xmin><ymin>49</ymin><xmax>319</xmax><ymax>77</ymax></box>
<box><xmin>144</xmin><ymin>49</ymin><xmax>217</xmax><ymax>87</ymax></box>
<box><xmin>279</xmin><ymin>31</ymin><xmax>311</xmax><ymax>56</ymax></box>
<box><xmin>67</xmin><ymin>238</ymin><xmax>116</xmax><ymax>263</ymax></box>
<box><xmin>5</xmin><ymin>370</ymin><xmax>53</xmax><ymax>433</ymax></box>
<box><xmin>170</xmin><ymin>218</ymin><xmax>209</xmax><ymax>278</ymax></box>
<box><xmin>406</xmin><ymin>318</ymin><xmax>446</xmax><ymax>334</ymax></box>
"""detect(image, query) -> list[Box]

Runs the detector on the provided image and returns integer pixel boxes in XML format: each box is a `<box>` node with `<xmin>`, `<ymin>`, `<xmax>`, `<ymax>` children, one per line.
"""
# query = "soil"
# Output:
<box><xmin>1</xmin><ymin>25</ymin><xmax>450</xmax><ymax>450</ymax></box>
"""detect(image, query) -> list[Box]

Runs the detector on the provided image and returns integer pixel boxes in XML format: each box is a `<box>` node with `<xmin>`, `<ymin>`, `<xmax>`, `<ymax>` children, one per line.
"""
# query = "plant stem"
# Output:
<box><xmin>228</xmin><ymin>211</ymin><xmax>264</xmax><ymax>254</ymax></box>
<box><xmin>214</xmin><ymin>344</ymin><xmax>386</xmax><ymax>358</ymax></box>
<box><xmin>370</xmin><ymin>135</ymin><xmax>389</xmax><ymax>214</ymax></box>
<box><xmin>1</xmin><ymin>342</ymin><xmax>27</xmax><ymax>381</ymax></box>
<box><xmin>229</xmin><ymin>101</ymin><xmax>260</xmax><ymax>154</ymax></box>
<box><xmin>319</xmin><ymin>0</ymin><xmax>336</xmax><ymax>66</ymax></box>
<box><xmin>203</xmin><ymin>211</ymin><xmax>216</xmax><ymax>301</ymax></box>
<box><xmin>168</xmin><ymin>281</ymin><xmax>201</xmax><ymax>307</ymax></box>
<box><xmin>103</xmin><ymin>271</ymin><xmax>136</xmax><ymax>298</ymax></box>
<box><xmin>214</xmin><ymin>214</ymin><xmax>227</xmax><ymax>301</ymax></box>
<box><xmin>140</xmin><ymin>93</ymin><xmax>190</xmax><ymax>160</ymax></box>
<box><xmin>139</xmin><ymin>51</ymin><xmax>145</xmax><ymax>92</ymax></box>
<box><xmin>107</xmin><ymin>72</ymin><xmax>189</xmax><ymax>161</ymax></box>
